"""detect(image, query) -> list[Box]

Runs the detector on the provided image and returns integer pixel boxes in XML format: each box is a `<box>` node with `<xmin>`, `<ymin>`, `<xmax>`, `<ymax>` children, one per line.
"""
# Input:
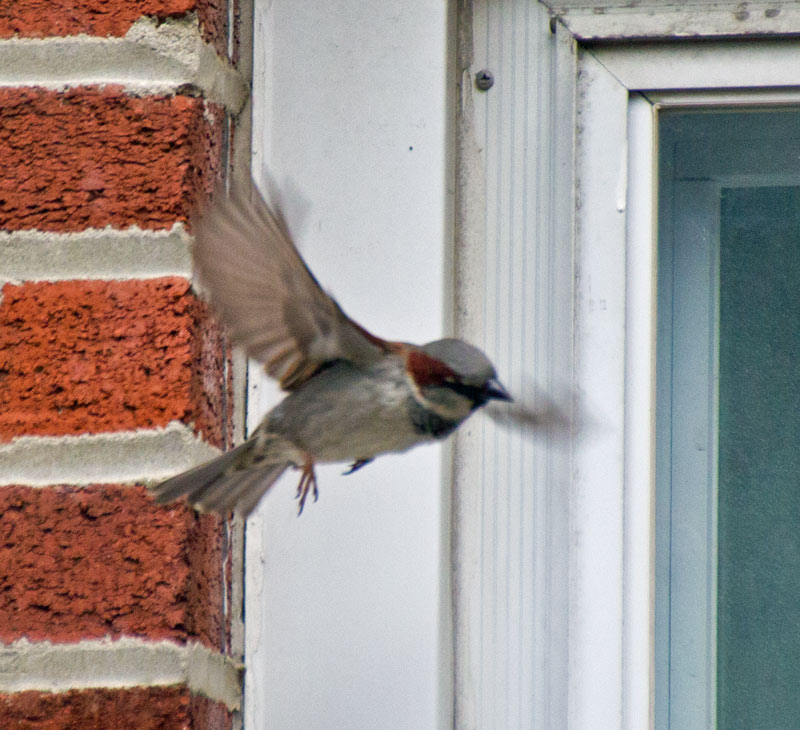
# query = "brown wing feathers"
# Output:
<box><xmin>192</xmin><ymin>179</ymin><xmax>390</xmax><ymax>390</ymax></box>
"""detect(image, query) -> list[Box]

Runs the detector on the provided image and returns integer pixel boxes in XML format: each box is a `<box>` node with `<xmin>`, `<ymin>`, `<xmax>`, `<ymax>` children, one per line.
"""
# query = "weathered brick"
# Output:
<box><xmin>0</xmin><ymin>1</ymin><xmax>229</xmax><ymax>57</ymax></box>
<box><xmin>0</xmin><ymin>687</ymin><xmax>232</xmax><ymax>730</ymax></box>
<box><xmin>0</xmin><ymin>485</ymin><xmax>228</xmax><ymax>649</ymax></box>
<box><xmin>196</xmin><ymin>0</ymin><xmax>230</xmax><ymax>58</ymax></box>
<box><xmin>0</xmin><ymin>279</ymin><xmax>231</xmax><ymax>446</ymax></box>
<box><xmin>0</xmin><ymin>87</ymin><xmax>224</xmax><ymax>233</ymax></box>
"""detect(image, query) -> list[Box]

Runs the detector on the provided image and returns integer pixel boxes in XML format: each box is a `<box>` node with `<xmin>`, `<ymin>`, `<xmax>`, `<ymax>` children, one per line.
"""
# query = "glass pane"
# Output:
<box><xmin>717</xmin><ymin>186</ymin><xmax>800</xmax><ymax>730</ymax></box>
<box><xmin>657</xmin><ymin>108</ymin><xmax>800</xmax><ymax>730</ymax></box>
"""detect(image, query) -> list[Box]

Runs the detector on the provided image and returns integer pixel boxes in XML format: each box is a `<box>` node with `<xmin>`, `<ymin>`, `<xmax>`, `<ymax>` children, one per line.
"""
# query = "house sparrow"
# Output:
<box><xmin>150</xmin><ymin>179</ymin><xmax>511</xmax><ymax>516</ymax></box>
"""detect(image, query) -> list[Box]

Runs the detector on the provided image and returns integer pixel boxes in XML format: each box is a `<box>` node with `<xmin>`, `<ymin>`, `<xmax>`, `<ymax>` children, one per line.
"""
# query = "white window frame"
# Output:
<box><xmin>454</xmin><ymin>10</ymin><xmax>800</xmax><ymax>729</ymax></box>
<box><xmin>562</xmin><ymin>38</ymin><xmax>800</xmax><ymax>730</ymax></box>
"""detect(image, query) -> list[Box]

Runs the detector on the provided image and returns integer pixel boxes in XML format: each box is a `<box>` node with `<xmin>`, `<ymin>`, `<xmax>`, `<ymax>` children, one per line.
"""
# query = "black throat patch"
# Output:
<box><xmin>407</xmin><ymin>395</ymin><xmax>461</xmax><ymax>439</ymax></box>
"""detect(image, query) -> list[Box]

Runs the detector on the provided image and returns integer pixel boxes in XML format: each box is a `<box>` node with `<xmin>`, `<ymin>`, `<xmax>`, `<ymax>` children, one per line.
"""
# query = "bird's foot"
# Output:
<box><xmin>295</xmin><ymin>459</ymin><xmax>319</xmax><ymax>515</ymax></box>
<box><xmin>342</xmin><ymin>458</ymin><xmax>373</xmax><ymax>475</ymax></box>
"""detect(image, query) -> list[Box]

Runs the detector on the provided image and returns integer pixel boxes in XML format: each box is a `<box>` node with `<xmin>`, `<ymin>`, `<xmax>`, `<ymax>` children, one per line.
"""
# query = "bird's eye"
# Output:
<box><xmin>441</xmin><ymin>378</ymin><xmax>485</xmax><ymax>404</ymax></box>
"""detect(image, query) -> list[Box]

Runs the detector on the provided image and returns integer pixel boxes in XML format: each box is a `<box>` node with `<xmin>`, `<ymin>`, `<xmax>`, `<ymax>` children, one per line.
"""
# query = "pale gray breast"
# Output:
<box><xmin>266</xmin><ymin>359</ymin><xmax>433</xmax><ymax>462</ymax></box>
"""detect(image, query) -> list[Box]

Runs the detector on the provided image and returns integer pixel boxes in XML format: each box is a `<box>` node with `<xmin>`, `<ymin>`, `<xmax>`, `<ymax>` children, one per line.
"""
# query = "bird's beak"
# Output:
<box><xmin>485</xmin><ymin>378</ymin><xmax>512</xmax><ymax>402</ymax></box>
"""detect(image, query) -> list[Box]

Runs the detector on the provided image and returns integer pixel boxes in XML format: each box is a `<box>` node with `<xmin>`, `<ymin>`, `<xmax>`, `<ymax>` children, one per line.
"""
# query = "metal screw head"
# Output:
<box><xmin>475</xmin><ymin>69</ymin><xmax>494</xmax><ymax>91</ymax></box>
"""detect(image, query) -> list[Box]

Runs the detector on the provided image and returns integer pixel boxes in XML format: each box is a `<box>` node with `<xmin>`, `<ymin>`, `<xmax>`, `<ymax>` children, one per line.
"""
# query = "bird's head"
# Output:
<box><xmin>405</xmin><ymin>338</ymin><xmax>511</xmax><ymax>421</ymax></box>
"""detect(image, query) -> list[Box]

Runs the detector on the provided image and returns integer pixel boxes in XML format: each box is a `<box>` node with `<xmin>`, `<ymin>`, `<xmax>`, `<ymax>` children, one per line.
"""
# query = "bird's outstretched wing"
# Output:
<box><xmin>192</xmin><ymin>178</ymin><xmax>392</xmax><ymax>390</ymax></box>
<box><xmin>485</xmin><ymin>388</ymin><xmax>571</xmax><ymax>437</ymax></box>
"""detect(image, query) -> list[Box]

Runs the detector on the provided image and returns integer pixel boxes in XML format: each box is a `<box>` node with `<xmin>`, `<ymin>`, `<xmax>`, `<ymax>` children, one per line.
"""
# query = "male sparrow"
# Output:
<box><xmin>150</xmin><ymin>179</ymin><xmax>511</xmax><ymax>516</ymax></box>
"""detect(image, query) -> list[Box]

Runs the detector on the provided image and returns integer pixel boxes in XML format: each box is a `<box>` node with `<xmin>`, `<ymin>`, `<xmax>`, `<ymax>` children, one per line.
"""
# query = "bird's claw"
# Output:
<box><xmin>342</xmin><ymin>458</ymin><xmax>373</xmax><ymax>475</ymax></box>
<box><xmin>296</xmin><ymin>460</ymin><xmax>319</xmax><ymax>516</ymax></box>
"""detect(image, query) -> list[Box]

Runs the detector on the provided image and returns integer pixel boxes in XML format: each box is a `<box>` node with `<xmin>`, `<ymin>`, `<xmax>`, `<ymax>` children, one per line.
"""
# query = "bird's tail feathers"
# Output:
<box><xmin>150</xmin><ymin>440</ymin><xmax>290</xmax><ymax>517</ymax></box>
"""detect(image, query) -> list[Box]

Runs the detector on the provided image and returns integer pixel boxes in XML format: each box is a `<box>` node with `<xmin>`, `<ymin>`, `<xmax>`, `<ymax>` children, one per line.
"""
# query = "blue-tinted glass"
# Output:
<box><xmin>717</xmin><ymin>186</ymin><xmax>800</xmax><ymax>730</ymax></box>
<box><xmin>657</xmin><ymin>108</ymin><xmax>800</xmax><ymax>730</ymax></box>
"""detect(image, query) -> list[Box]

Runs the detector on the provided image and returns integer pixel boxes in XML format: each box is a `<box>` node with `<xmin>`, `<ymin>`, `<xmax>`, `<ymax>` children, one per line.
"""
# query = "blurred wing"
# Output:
<box><xmin>485</xmin><ymin>394</ymin><xmax>571</xmax><ymax>437</ymax></box>
<box><xmin>193</xmin><ymin>179</ymin><xmax>390</xmax><ymax>390</ymax></box>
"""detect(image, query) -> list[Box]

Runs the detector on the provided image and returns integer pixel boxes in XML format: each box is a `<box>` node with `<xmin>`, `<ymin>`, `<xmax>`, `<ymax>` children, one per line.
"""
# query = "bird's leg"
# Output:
<box><xmin>295</xmin><ymin>457</ymin><xmax>318</xmax><ymax>515</ymax></box>
<box><xmin>342</xmin><ymin>458</ymin><xmax>374</xmax><ymax>475</ymax></box>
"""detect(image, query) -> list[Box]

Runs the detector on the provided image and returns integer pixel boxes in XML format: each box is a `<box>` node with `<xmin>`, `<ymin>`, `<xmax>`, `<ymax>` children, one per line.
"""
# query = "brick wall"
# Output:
<box><xmin>0</xmin><ymin>2</ymin><xmax>251</xmax><ymax>727</ymax></box>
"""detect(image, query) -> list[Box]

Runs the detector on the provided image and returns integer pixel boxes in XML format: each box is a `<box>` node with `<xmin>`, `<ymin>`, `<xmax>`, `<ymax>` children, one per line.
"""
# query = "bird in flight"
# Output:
<box><xmin>150</xmin><ymin>179</ymin><xmax>511</xmax><ymax>516</ymax></box>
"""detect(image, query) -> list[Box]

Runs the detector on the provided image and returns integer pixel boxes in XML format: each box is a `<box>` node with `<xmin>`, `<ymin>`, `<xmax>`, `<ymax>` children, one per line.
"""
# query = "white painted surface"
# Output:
<box><xmin>551</xmin><ymin>3</ymin><xmax>800</xmax><ymax>41</ymax></box>
<box><xmin>570</xmin><ymin>47</ymin><xmax>629</xmax><ymax>730</ymax></box>
<box><xmin>587</xmin><ymin>40</ymin><xmax>800</xmax><ymax>92</ymax></box>
<box><xmin>451</xmin><ymin>4</ymin><xmax>573</xmax><ymax>730</ymax></box>
<box><xmin>623</xmin><ymin>93</ymin><xmax>657</xmax><ymax>730</ymax></box>
<box><xmin>245</xmin><ymin>3</ymin><xmax>450</xmax><ymax>730</ymax></box>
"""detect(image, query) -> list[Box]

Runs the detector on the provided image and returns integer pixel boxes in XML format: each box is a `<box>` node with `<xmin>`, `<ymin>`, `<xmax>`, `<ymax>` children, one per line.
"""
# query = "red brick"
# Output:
<box><xmin>0</xmin><ymin>87</ymin><xmax>224</xmax><ymax>233</ymax></box>
<box><xmin>0</xmin><ymin>485</ymin><xmax>228</xmax><ymax>649</ymax></box>
<box><xmin>196</xmin><ymin>0</ymin><xmax>230</xmax><ymax>58</ymax></box>
<box><xmin>0</xmin><ymin>279</ymin><xmax>231</xmax><ymax>446</ymax></box>
<box><xmin>0</xmin><ymin>687</ymin><xmax>232</xmax><ymax>730</ymax></box>
<box><xmin>190</xmin><ymin>690</ymin><xmax>234</xmax><ymax>730</ymax></box>
<box><xmin>0</xmin><ymin>1</ymin><xmax>229</xmax><ymax>57</ymax></box>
